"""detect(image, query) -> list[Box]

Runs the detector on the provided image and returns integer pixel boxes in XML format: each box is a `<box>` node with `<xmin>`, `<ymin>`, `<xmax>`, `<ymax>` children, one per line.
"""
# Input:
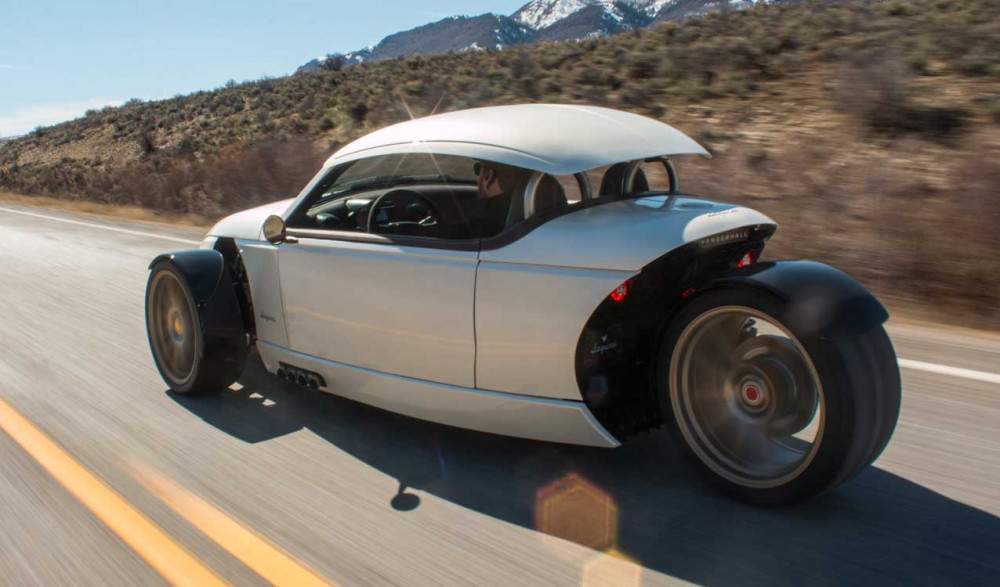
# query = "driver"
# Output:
<box><xmin>474</xmin><ymin>160</ymin><xmax>532</xmax><ymax>238</ymax></box>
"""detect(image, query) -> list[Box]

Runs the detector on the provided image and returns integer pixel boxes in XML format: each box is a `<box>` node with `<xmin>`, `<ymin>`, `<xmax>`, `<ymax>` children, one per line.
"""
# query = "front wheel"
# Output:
<box><xmin>146</xmin><ymin>261</ymin><xmax>247</xmax><ymax>394</ymax></box>
<box><xmin>657</xmin><ymin>288</ymin><xmax>900</xmax><ymax>505</ymax></box>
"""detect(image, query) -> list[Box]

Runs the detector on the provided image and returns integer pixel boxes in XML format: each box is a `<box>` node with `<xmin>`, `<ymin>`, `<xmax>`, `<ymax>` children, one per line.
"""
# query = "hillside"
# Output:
<box><xmin>1</xmin><ymin>0</ymin><xmax>999</xmax><ymax>326</ymax></box>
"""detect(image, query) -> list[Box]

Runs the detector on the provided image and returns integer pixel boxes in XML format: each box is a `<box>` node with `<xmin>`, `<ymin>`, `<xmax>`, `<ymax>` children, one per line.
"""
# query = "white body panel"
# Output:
<box><xmin>276</xmin><ymin>237</ymin><xmax>478</xmax><ymax>387</ymax></box>
<box><xmin>476</xmin><ymin>263</ymin><xmax>633</xmax><ymax>400</ymax></box>
<box><xmin>325</xmin><ymin>104</ymin><xmax>709</xmax><ymax>176</ymax></box>
<box><xmin>481</xmin><ymin>197</ymin><xmax>774</xmax><ymax>271</ymax></box>
<box><xmin>256</xmin><ymin>341</ymin><xmax>619</xmax><ymax>447</ymax></box>
<box><xmin>207</xmin><ymin>199</ymin><xmax>295</xmax><ymax>240</ymax></box>
<box><xmin>235</xmin><ymin>239</ymin><xmax>289</xmax><ymax>348</ymax></box>
<box><xmin>474</xmin><ymin>197</ymin><xmax>774</xmax><ymax>400</ymax></box>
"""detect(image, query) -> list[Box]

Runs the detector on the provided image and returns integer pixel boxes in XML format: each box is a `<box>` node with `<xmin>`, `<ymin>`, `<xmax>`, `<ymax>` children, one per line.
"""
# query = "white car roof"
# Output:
<box><xmin>324</xmin><ymin>104</ymin><xmax>709</xmax><ymax>176</ymax></box>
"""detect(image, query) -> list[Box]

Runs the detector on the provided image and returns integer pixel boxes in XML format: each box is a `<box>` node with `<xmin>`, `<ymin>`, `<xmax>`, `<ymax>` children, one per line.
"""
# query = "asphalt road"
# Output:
<box><xmin>0</xmin><ymin>203</ymin><xmax>998</xmax><ymax>586</ymax></box>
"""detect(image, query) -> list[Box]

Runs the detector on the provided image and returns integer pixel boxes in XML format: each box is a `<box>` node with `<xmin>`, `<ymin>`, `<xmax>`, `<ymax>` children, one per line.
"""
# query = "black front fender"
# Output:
<box><xmin>704</xmin><ymin>260</ymin><xmax>889</xmax><ymax>340</ymax></box>
<box><xmin>148</xmin><ymin>249</ymin><xmax>247</xmax><ymax>350</ymax></box>
<box><xmin>149</xmin><ymin>250</ymin><xmax>225</xmax><ymax>304</ymax></box>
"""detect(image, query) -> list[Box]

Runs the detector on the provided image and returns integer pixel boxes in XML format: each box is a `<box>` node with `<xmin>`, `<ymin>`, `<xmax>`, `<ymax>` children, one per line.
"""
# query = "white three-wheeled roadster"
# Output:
<box><xmin>146</xmin><ymin>105</ymin><xmax>900</xmax><ymax>504</ymax></box>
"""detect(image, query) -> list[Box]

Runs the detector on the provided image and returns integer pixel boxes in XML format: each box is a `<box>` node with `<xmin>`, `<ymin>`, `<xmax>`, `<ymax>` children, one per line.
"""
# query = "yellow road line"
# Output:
<box><xmin>129</xmin><ymin>461</ymin><xmax>333</xmax><ymax>587</ymax></box>
<box><xmin>0</xmin><ymin>397</ymin><xmax>225</xmax><ymax>586</ymax></box>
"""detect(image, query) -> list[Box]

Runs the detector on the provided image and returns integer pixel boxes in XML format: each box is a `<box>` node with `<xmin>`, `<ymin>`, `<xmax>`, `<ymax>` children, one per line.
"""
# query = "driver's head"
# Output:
<box><xmin>475</xmin><ymin>161</ymin><xmax>531</xmax><ymax>200</ymax></box>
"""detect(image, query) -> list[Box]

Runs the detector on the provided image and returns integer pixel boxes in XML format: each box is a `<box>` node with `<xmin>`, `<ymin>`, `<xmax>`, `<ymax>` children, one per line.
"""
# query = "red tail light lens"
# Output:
<box><xmin>737</xmin><ymin>252</ymin><xmax>753</xmax><ymax>268</ymax></box>
<box><xmin>610</xmin><ymin>279</ymin><xmax>631</xmax><ymax>302</ymax></box>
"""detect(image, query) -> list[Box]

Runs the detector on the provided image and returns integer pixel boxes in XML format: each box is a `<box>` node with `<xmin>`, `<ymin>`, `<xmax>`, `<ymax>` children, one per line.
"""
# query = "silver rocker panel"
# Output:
<box><xmin>256</xmin><ymin>341</ymin><xmax>620</xmax><ymax>448</ymax></box>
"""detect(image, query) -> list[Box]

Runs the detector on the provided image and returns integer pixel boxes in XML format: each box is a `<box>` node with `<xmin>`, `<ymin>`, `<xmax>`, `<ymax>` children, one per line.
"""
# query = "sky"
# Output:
<box><xmin>0</xmin><ymin>0</ymin><xmax>529</xmax><ymax>136</ymax></box>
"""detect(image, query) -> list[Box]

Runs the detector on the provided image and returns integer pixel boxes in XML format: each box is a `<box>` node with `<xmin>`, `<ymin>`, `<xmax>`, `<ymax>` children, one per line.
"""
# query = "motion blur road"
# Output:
<box><xmin>0</xmin><ymin>204</ymin><xmax>998</xmax><ymax>586</ymax></box>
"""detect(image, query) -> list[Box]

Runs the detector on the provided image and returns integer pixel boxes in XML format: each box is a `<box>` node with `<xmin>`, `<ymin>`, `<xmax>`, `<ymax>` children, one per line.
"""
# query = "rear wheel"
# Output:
<box><xmin>657</xmin><ymin>288</ymin><xmax>900</xmax><ymax>505</ymax></box>
<box><xmin>146</xmin><ymin>262</ymin><xmax>245</xmax><ymax>394</ymax></box>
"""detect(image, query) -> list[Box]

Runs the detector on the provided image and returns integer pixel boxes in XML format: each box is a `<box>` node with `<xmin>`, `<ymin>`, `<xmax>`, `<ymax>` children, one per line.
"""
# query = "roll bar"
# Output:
<box><xmin>624</xmin><ymin>157</ymin><xmax>678</xmax><ymax>194</ymax></box>
<box><xmin>523</xmin><ymin>171</ymin><xmax>593</xmax><ymax>220</ymax></box>
<box><xmin>522</xmin><ymin>158</ymin><xmax>676</xmax><ymax>220</ymax></box>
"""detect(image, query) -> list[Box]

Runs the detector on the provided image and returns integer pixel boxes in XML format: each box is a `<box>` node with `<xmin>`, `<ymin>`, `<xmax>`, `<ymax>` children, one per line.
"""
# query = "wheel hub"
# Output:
<box><xmin>168</xmin><ymin>309</ymin><xmax>185</xmax><ymax>343</ymax></box>
<box><xmin>725</xmin><ymin>335</ymin><xmax>819</xmax><ymax>436</ymax></box>
<box><xmin>738</xmin><ymin>377</ymin><xmax>768</xmax><ymax>413</ymax></box>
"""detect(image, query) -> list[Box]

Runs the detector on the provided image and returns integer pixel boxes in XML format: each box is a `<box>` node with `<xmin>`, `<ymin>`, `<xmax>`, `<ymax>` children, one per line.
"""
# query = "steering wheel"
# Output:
<box><xmin>366</xmin><ymin>189</ymin><xmax>441</xmax><ymax>236</ymax></box>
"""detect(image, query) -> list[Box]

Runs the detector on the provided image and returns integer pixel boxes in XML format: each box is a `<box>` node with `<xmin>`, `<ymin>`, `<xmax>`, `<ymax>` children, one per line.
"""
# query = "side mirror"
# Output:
<box><xmin>263</xmin><ymin>215</ymin><xmax>287</xmax><ymax>244</ymax></box>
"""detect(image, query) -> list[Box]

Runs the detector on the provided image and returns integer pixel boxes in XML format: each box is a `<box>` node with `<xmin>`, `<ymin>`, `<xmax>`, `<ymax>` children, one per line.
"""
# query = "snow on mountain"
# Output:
<box><xmin>515</xmin><ymin>1</ymin><xmax>689</xmax><ymax>29</ymax></box>
<box><xmin>637</xmin><ymin>0</ymin><xmax>678</xmax><ymax>17</ymax></box>
<box><xmin>513</xmin><ymin>0</ymin><xmax>591</xmax><ymax>30</ymax></box>
<box><xmin>514</xmin><ymin>1</ymin><xmax>664</xmax><ymax>30</ymax></box>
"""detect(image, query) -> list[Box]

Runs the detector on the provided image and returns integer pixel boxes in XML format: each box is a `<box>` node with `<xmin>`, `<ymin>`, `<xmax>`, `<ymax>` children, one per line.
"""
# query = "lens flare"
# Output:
<box><xmin>535</xmin><ymin>473</ymin><xmax>618</xmax><ymax>550</ymax></box>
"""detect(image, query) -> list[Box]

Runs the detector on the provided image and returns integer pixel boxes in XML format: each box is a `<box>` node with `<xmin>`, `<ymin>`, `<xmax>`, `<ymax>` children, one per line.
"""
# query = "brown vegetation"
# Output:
<box><xmin>0</xmin><ymin>139</ymin><xmax>326</xmax><ymax>217</ymax></box>
<box><xmin>681</xmin><ymin>132</ymin><xmax>1000</xmax><ymax>327</ymax></box>
<box><xmin>0</xmin><ymin>0</ymin><xmax>998</xmax><ymax>327</ymax></box>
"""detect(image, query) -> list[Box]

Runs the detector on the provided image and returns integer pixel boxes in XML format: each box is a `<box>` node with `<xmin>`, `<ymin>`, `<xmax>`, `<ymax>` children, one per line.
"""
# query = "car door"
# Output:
<box><xmin>276</xmin><ymin>153</ymin><xmax>481</xmax><ymax>388</ymax></box>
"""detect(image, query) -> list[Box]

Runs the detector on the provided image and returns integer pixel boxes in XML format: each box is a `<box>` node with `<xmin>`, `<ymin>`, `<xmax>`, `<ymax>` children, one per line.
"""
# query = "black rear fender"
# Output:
<box><xmin>702</xmin><ymin>260</ymin><xmax>888</xmax><ymax>341</ymax></box>
<box><xmin>573</xmin><ymin>223</ymin><xmax>887</xmax><ymax>440</ymax></box>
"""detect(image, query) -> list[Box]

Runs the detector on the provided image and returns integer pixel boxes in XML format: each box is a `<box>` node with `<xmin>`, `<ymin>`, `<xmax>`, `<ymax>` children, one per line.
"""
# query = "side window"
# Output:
<box><xmin>288</xmin><ymin>153</ymin><xmax>480</xmax><ymax>241</ymax></box>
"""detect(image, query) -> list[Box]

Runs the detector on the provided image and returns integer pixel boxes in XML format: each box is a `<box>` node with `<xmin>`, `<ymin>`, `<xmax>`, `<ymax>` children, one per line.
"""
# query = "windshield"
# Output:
<box><xmin>331</xmin><ymin>153</ymin><xmax>476</xmax><ymax>192</ymax></box>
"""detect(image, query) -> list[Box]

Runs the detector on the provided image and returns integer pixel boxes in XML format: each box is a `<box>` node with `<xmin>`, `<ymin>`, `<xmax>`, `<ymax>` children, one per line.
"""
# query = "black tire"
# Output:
<box><xmin>657</xmin><ymin>287</ymin><xmax>901</xmax><ymax>505</ymax></box>
<box><xmin>145</xmin><ymin>261</ymin><xmax>247</xmax><ymax>394</ymax></box>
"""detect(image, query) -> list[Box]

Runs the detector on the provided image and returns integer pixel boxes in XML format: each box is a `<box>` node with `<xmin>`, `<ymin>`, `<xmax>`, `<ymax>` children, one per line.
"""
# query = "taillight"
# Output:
<box><xmin>737</xmin><ymin>252</ymin><xmax>753</xmax><ymax>268</ymax></box>
<box><xmin>609</xmin><ymin>279</ymin><xmax>632</xmax><ymax>302</ymax></box>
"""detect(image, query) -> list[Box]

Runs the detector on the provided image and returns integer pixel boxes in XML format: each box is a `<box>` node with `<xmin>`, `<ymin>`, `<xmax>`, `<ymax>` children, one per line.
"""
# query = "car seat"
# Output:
<box><xmin>599</xmin><ymin>162</ymin><xmax>649</xmax><ymax>196</ymax></box>
<box><xmin>504</xmin><ymin>174</ymin><xmax>568</xmax><ymax>229</ymax></box>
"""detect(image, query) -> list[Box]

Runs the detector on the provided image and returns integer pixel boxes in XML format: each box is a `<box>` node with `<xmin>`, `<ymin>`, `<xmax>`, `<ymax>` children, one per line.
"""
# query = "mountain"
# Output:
<box><xmin>529</xmin><ymin>2</ymin><xmax>653</xmax><ymax>42</ymax></box>
<box><xmin>296</xmin><ymin>0</ymin><xmax>770</xmax><ymax>73</ymax></box>
<box><xmin>513</xmin><ymin>0</ymin><xmax>592</xmax><ymax>29</ymax></box>
<box><xmin>299</xmin><ymin>14</ymin><xmax>532</xmax><ymax>73</ymax></box>
<box><xmin>514</xmin><ymin>1</ymin><xmax>675</xmax><ymax>29</ymax></box>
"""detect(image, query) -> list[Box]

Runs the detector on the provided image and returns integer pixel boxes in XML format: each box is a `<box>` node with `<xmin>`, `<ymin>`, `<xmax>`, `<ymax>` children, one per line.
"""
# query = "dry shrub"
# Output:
<box><xmin>130</xmin><ymin>139</ymin><xmax>328</xmax><ymax>216</ymax></box>
<box><xmin>4</xmin><ymin>139</ymin><xmax>329</xmax><ymax>218</ymax></box>
<box><xmin>682</xmin><ymin>131</ymin><xmax>1000</xmax><ymax>328</ymax></box>
<box><xmin>835</xmin><ymin>54</ymin><xmax>969</xmax><ymax>140</ymax></box>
